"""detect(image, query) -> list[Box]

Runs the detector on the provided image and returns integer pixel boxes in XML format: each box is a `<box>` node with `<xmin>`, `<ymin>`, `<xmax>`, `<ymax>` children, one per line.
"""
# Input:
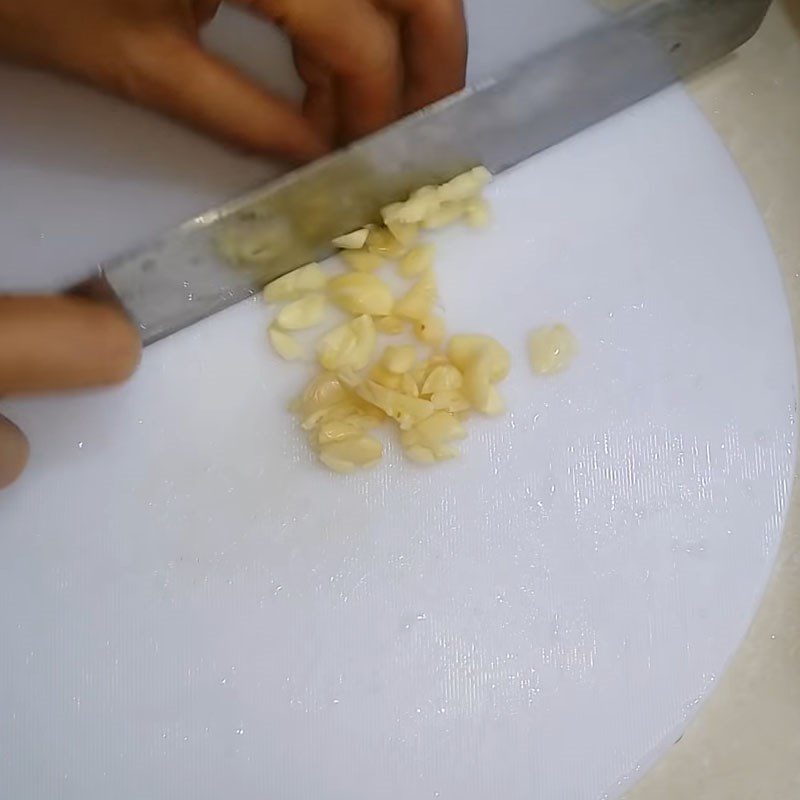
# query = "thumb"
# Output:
<box><xmin>119</xmin><ymin>31</ymin><xmax>329</xmax><ymax>161</ymax></box>
<box><xmin>0</xmin><ymin>295</ymin><xmax>141</xmax><ymax>396</ymax></box>
<box><xmin>0</xmin><ymin>414</ymin><xmax>29</xmax><ymax>490</ymax></box>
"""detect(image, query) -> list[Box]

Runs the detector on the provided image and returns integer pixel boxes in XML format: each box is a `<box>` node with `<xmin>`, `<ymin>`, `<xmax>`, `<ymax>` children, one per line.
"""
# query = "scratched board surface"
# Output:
<box><xmin>0</xmin><ymin>3</ymin><xmax>796</xmax><ymax>800</ymax></box>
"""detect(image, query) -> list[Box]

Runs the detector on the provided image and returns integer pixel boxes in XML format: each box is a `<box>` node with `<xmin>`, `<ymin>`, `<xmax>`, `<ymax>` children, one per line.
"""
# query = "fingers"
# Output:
<box><xmin>112</xmin><ymin>30</ymin><xmax>328</xmax><ymax>161</ymax></box>
<box><xmin>380</xmin><ymin>0</ymin><xmax>468</xmax><ymax>113</ymax></box>
<box><xmin>0</xmin><ymin>296</ymin><xmax>141</xmax><ymax>396</ymax></box>
<box><xmin>193</xmin><ymin>0</ymin><xmax>223</xmax><ymax>26</ymax></box>
<box><xmin>0</xmin><ymin>414</ymin><xmax>29</xmax><ymax>490</ymax></box>
<box><xmin>238</xmin><ymin>0</ymin><xmax>403</xmax><ymax>142</ymax></box>
<box><xmin>293</xmin><ymin>45</ymin><xmax>337</xmax><ymax>142</ymax></box>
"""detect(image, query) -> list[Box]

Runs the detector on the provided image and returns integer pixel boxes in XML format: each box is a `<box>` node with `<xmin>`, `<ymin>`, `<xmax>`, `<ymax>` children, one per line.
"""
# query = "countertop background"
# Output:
<box><xmin>626</xmin><ymin>2</ymin><xmax>800</xmax><ymax>797</ymax></box>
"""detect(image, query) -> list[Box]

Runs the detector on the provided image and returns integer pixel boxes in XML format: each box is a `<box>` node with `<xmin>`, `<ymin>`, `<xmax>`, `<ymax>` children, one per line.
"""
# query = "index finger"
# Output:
<box><xmin>0</xmin><ymin>296</ymin><xmax>141</xmax><ymax>395</ymax></box>
<box><xmin>381</xmin><ymin>0</ymin><xmax>467</xmax><ymax>113</ymax></box>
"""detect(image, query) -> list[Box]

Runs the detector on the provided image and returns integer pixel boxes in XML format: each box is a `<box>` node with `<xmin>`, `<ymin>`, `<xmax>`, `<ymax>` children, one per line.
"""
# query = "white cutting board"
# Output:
<box><xmin>0</xmin><ymin>5</ymin><xmax>796</xmax><ymax>800</ymax></box>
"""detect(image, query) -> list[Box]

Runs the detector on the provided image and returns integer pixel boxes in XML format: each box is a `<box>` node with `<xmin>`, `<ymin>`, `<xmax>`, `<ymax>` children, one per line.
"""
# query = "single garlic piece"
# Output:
<box><xmin>369</xmin><ymin>364</ymin><xmax>404</xmax><ymax>391</ymax></box>
<box><xmin>319</xmin><ymin>435</ymin><xmax>383</xmax><ymax>473</ymax></box>
<box><xmin>430</xmin><ymin>390</ymin><xmax>471</xmax><ymax>414</ymax></box>
<box><xmin>276</xmin><ymin>293</ymin><xmax>326</xmax><ymax>330</ymax></box>
<box><xmin>366</xmin><ymin>226</ymin><xmax>407</xmax><ymax>258</ymax></box>
<box><xmin>317</xmin><ymin>315</ymin><xmax>376</xmax><ymax>371</ymax></box>
<box><xmin>399</xmin><ymin>373</ymin><xmax>420</xmax><ymax>398</ymax></box>
<box><xmin>406</xmin><ymin>186</ymin><xmax>441</xmax><ymax>219</ymax></box>
<box><xmin>447</xmin><ymin>335</ymin><xmax>511</xmax><ymax>382</ymax></box>
<box><xmin>332</xmin><ymin>228</ymin><xmax>370</xmax><ymax>249</ymax></box>
<box><xmin>482</xmin><ymin>386</ymin><xmax>506</xmax><ymax>416</ymax></box>
<box><xmin>375</xmin><ymin>315</ymin><xmax>406</xmax><ymax>335</ymax></box>
<box><xmin>405</xmin><ymin>444</ymin><xmax>438</xmax><ymax>464</ymax></box>
<box><xmin>318</xmin><ymin>419</ymin><xmax>361</xmax><ymax>445</ymax></box>
<box><xmin>410</xmin><ymin>355</ymin><xmax>448</xmax><ymax>391</ymax></box>
<box><xmin>401</xmin><ymin>411</ymin><xmax>467</xmax><ymax>463</ymax></box>
<box><xmin>421</xmin><ymin>364</ymin><xmax>463</xmax><ymax>396</ymax></box>
<box><xmin>528</xmin><ymin>324</ymin><xmax>578</xmax><ymax>374</ymax></box>
<box><xmin>268</xmin><ymin>327</ymin><xmax>305</xmax><ymax>361</ymax></box>
<box><xmin>342</xmin><ymin>250</ymin><xmax>383</xmax><ymax>272</ymax></box>
<box><xmin>414</xmin><ymin>315</ymin><xmax>446</xmax><ymax>346</ymax></box>
<box><xmin>464</xmin><ymin>197</ymin><xmax>491</xmax><ymax>229</ymax></box>
<box><xmin>381</xmin><ymin>345</ymin><xmax>417</xmax><ymax>374</ymax></box>
<box><xmin>328</xmin><ymin>273</ymin><xmax>394</xmax><ymax>316</ymax></box>
<box><xmin>461</xmin><ymin>349</ymin><xmax>494</xmax><ymax>412</ymax></box>
<box><xmin>293</xmin><ymin>373</ymin><xmax>351</xmax><ymax>428</ymax></box>
<box><xmin>386</xmin><ymin>219</ymin><xmax>419</xmax><ymax>248</ymax></box>
<box><xmin>264</xmin><ymin>262</ymin><xmax>327</xmax><ymax>303</ymax></box>
<box><xmin>394</xmin><ymin>270</ymin><xmax>437</xmax><ymax>322</ymax></box>
<box><xmin>399</xmin><ymin>244</ymin><xmax>435</xmax><ymax>279</ymax></box>
<box><xmin>356</xmin><ymin>381</ymin><xmax>435</xmax><ymax>430</ymax></box>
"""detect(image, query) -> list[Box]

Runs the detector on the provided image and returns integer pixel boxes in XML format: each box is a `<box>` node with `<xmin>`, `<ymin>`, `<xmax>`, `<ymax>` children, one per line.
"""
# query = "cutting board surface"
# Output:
<box><xmin>0</xmin><ymin>5</ymin><xmax>796</xmax><ymax>800</ymax></box>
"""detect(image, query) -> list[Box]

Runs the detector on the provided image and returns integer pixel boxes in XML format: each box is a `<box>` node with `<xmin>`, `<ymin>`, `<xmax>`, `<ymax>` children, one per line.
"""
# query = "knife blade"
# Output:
<box><xmin>75</xmin><ymin>0</ymin><xmax>769</xmax><ymax>345</ymax></box>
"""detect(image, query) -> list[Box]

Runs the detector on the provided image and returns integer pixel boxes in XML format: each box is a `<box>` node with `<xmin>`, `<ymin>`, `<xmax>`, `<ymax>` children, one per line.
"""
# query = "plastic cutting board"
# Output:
<box><xmin>0</xmin><ymin>3</ymin><xmax>796</xmax><ymax>799</ymax></box>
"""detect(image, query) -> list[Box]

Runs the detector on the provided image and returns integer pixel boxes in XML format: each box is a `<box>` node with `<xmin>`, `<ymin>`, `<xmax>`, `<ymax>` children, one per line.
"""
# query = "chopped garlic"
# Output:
<box><xmin>414</xmin><ymin>315</ymin><xmax>446</xmax><ymax>346</ymax></box>
<box><xmin>483</xmin><ymin>386</ymin><xmax>506</xmax><ymax>416</ymax></box>
<box><xmin>320</xmin><ymin>435</ymin><xmax>383</xmax><ymax>473</ymax></box>
<box><xmin>382</xmin><ymin>345</ymin><xmax>417</xmax><ymax>374</ymax></box>
<box><xmin>430</xmin><ymin>390</ymin><xmax>471</xmax><ymax>414</ymax></box>
<box><xmin>264</xmin><ymin>263</ymin><xmax>327</xmax><ymax>303</ymax></box>
<box><xmin>399</xmin><ymin>244</ymin><xmax>435</xmax><ymax>279</ymax></box>
<box><xmin>422</xmin><ymin>203</ymin><xmax>464</xmax><ymax>230</ymax></box>
<box><xmin>375</xmin><ymin>315</ymin><xmax>406</xmax><ymax>335</ymax></box>
<box><xmin>317</xmin><ymin>419</ymin><xmax>364</xmax><ymax>445</ymax></box>
<box><xmin>276</xmin><ymin>293</ymin><xmax>326</xmax><ymax>330</ymax></box>
<box><xmin>318</xmin><ymin>315</ymin><xmax>376</xmax><ymax>371</ymax></box>
<box><xmin>394</xmin><ymin>270</ymin><xmax>437</xmax><ymax>322</ymax></box>
<box><xmin>370</xmin><ymin>364</ymin><xmax>404</xmax><ymax>391</ymax></box>
<box><xmin>328</xmin><ymin>273</ymin><xmax>394</xmax><ymax>316</ymax></box>
<box><xmin>261</xmin><ymin>165</ymin><xmax>518</xmax><ymax>474</ymax></box>
<box><xmin>461</xmin><ymin>349</ymin><xmax>494</xmax><ymax>412</ymax></box>
<box><xmin>342</xmin><ymin>250</ymin><xmax>383</xmax><ymax>272</ymax></box>
<box><xmin>293</xmin><ymin>373</ymin><xmax>350</xmax><ymax>425</ymax></box>
<box><xmin>437</xmin><ymin>166</ymin><xmax>492</xmax><ymax>204</ymax></box>
<box><xmin>356</xmin><ymin>381</ymin><xmax>435</xmax><ymax>430</ymax></box>
<box><xmin>528</xmin><ymin>324</ymin><xmax>578</xmax><ymax>374</ymax></box>
<box><xmin>421</xmin><ymin>364</ymin><xmax>463</xmax><ymax>396</ymax></box>
<box><xmin>401</xmin><ymin>411</ymin><xmax>467</xmax><ymax>463</ymax></box>
<box><xmin>386</xmin><ymin>220</ymin><xmax>419</xmax><ymax>248</ymax></box>
<box><xmin>269</xmin><ymin>327</ymin><xmax>305</xmax><ymax>361</ymax></box>
<box><xmin>447</xmin><ymin>335</ymin><xmax>511</xmax><ymax>383</ymax></box>
<box><xmin>382</xmin><ymin>186</ymin><xmax>439</xmax><ymax>226</ymax></box>
<box><xmin>366</xmin><ymin>226</ymin><xmax>406</xmax><ymax>258</ymax></box>
<box><xmin>405</xmin><ymin>444</ymin><xmax>438</xmax><ymax>464</ymax></box>
<box><xmin>333</xmin><ymin>228</ymin><xmax>370</xmax><ymax>249</ymax></box>
<box><xmin>410</xmin><ymin>355</ymin><xmax>448</xmax><ymax>392</ymax></box>
<box><xmin>465</xmin><ymin>197</ymin><xmax>491</xmax><ymax>229</ymax></box>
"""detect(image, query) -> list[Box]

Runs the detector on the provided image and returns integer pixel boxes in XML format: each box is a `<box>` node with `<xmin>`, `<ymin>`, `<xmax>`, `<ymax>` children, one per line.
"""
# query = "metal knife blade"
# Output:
<box><xmin>80</xmin><ymin>0</ymin><xmax>769</xmax><ymax>345</ymax></box>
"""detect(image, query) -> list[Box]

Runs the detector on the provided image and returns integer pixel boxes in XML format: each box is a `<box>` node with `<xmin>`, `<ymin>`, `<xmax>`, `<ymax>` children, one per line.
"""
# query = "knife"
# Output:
<box><xmin>71</xmin><ymin>0</ymin><xmax>770</xmax><ymax>346</ymax></box>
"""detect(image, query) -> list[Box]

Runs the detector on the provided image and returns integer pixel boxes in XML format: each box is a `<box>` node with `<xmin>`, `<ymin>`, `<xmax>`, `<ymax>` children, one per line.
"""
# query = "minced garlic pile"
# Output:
<box><xmin>263</xmin><ymin>167</ymin><xmax>514</xmax><ymax>473</ymax></box>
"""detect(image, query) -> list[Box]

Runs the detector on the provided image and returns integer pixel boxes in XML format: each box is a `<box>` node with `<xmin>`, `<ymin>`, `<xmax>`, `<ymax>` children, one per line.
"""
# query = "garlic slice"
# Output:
<box><xmin>328</xmin><ymin>273</ymin><xmax>394</xmax><ymax>316</ymax></box>
<box><xmin>264</xmin><ymin>262</ymin><xmax>327</xmax><ymax>303</ymax></box>
<box><xmin>332</xmin><ymin>228</ymin><xmax>370</xmax><ymax>249</ymax></box>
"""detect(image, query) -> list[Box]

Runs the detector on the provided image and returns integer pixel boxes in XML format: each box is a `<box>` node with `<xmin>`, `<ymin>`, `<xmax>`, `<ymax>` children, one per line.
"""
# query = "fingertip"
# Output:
<box><xmin>0</xmin><ymin>415</ymin><xmax>30</xmax><ymax>490</ymax></box>
<box><xmin>0</xmin><ymin>295</ymin><xmax>143</xmax><ymax>394</ymax></box>
<box><xmin>89</xmin><ymin>303</ymin><xmax>143</xmax><ymax>385</ymax></box>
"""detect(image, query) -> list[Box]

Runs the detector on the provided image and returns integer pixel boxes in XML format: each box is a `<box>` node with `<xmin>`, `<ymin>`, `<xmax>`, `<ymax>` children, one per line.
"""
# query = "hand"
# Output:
<box><xmin>0</xmin><ymin>296</ymin><xmax>141</xmax><ymax>489</ymax></box>
<box><xmin>0</xmin><ymin>0</ymin><xmax>467</xmax><ymax>158</ymax></box>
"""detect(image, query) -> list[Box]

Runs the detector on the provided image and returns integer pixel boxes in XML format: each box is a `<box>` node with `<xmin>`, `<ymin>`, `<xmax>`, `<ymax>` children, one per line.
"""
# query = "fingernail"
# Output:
<box><xmin>0</xmin><ymin>415</ymin><xmax>30</xmax><ymax>490</ymax></box>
